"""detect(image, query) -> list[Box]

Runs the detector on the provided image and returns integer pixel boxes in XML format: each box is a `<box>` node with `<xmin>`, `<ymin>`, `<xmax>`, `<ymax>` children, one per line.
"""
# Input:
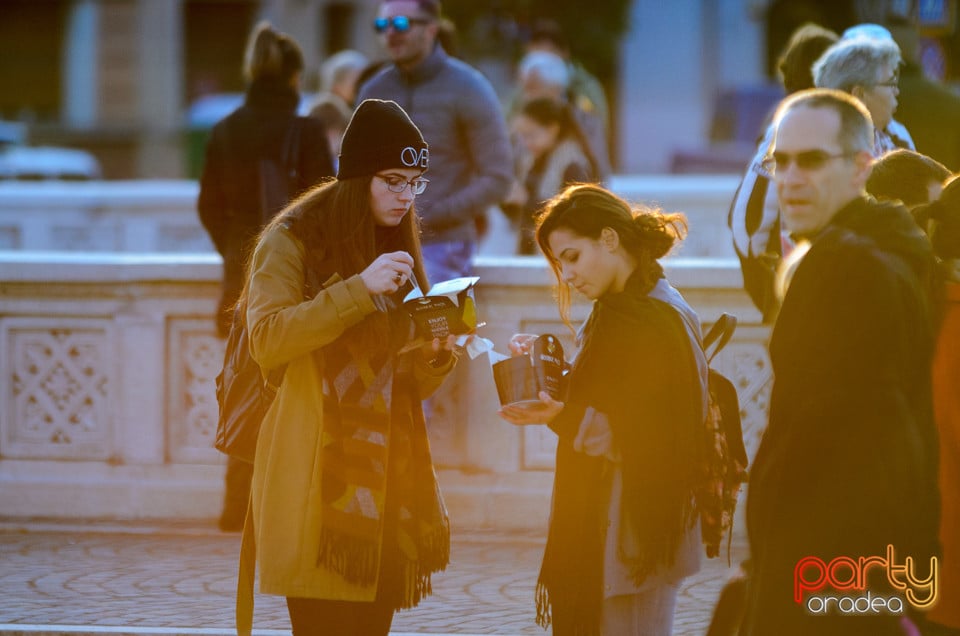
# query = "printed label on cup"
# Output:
<box><xmin>492</xmin><ymin>334</ymin><xmax>565</xmax><ymax>406</ymax></box>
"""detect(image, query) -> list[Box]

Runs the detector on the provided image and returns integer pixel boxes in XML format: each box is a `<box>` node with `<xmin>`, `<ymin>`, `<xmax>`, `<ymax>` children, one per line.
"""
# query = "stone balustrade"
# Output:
<box><xmin>0</xmin><ymin>176</ymin><xmax>741</xmax><ymax>258</ymax></box>
<box><xmin>0</xmin><ymin>181</ymin><xmax>214</xmax><ymax>253</ymax></box>
<box><xmin>0</xmin><ymin>251</ymin><xmax>769</xmax><ymax>529</ymax></box>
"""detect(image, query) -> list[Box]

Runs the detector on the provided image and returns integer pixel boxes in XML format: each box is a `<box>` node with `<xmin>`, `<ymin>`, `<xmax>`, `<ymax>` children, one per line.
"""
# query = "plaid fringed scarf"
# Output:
<box><xmin>317</xmin><ymin>339</ymin><xmax>450</xmax><ymax>609</ymax></box>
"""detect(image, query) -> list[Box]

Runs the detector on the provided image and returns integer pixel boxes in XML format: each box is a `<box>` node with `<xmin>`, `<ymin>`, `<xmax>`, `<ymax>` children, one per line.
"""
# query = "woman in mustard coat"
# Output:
<box><xmin>236</xmin><ymin>99</ymin><xmax>457</xmax><ymax>636</ymax></box>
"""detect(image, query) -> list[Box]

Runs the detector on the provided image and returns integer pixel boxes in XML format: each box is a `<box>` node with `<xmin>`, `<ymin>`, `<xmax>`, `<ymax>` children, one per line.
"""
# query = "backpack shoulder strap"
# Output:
<box><xmin>280</xmin><ymin>118</ymin><xmax>305</xmax><ymax>192</ymax></box>
<box><xmin>703</xmin><ymin>313</ymin><xmax>737</xmax><ymax>364</ymax></box>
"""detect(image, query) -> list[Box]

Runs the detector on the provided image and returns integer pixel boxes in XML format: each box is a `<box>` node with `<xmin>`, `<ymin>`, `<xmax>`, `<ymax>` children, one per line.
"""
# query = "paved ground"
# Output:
<box><xmin>0</xmin><ymin>519</ymin><xmax>748</xmax><ymax>636</ymax></box>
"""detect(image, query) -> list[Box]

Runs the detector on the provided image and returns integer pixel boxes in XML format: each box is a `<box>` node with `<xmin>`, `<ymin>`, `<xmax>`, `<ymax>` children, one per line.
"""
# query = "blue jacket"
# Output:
<box><xmin>358</xmin><ymin>45</ymin><xmax>513</xmax><ymax>244</ymax></box>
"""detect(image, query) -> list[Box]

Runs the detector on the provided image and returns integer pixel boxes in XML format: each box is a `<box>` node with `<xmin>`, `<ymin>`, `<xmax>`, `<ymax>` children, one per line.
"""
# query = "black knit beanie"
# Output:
<box><xmin>337</xmin><ymin>99</ymin><xmax>428</xmax><ymax>179</ymax></box>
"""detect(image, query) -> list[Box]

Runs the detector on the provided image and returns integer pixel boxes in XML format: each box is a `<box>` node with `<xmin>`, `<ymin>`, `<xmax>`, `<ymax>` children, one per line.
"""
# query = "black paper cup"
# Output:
<box><xmin>492</xmin><ymin>334</ymin><xmax>565</xmax><ymax>407</ymax></box>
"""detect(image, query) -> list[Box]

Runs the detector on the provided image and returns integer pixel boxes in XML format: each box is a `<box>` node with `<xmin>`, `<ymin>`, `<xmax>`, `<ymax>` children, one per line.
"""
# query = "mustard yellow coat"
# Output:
<box><xmin>236</xmin><ymin>226</ymin><xmax>454</xmax><ymax>633</ymax></box>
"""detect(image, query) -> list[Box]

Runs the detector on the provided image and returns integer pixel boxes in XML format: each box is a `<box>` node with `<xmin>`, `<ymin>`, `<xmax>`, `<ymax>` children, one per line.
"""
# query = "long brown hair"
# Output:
<box><xmin>248</xmin><ymin>175</ymin><xmax>428</xmax><ymax>353</ymax></box>
<box><xmin>535</xmin><ymin>183</ymin><xmax>687</xmax><ymax>332</ymax></box>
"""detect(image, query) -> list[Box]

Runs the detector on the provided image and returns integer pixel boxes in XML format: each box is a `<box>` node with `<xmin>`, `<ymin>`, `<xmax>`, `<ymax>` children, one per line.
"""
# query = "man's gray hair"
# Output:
<box><xmin>773</xmin><ymin>88</ymin><xmax>875</xmax><ymax>154</ymax></box>
<box><xmin>812</xmin><ymin>37</ymin><xmax>901</xmax><ymax>92</ymax></box>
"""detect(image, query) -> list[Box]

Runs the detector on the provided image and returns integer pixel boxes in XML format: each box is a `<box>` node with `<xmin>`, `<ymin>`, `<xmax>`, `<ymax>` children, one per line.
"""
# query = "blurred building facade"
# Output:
<box><xmin>1</xmin><ymin>0</ymin><xmax>956</xmax><ymax>177</ymax></box>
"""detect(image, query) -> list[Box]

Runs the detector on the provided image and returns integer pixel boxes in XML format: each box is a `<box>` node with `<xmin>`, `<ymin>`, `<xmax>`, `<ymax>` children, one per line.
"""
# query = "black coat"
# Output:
<box><xmin>742</xmin><ymin>196</ymin><xmax>940</xmax><ymax>636</ymax></box>
<box><xmin>198</xmin><ymin>77</ymin><xmax>334</xmax><ymax>334</ymax></box>
<box><xmin>539</xmin><ymin>271</ymin><xmax>704</xmax><ymax>634</ymax></box>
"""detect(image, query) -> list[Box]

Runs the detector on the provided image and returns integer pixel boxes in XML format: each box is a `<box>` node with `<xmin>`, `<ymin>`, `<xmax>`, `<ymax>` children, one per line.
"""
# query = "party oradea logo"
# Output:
<box><xmin>794</xmin><ymin>545</ymin><xmax>938</xmax><ymax>616</ymax></box>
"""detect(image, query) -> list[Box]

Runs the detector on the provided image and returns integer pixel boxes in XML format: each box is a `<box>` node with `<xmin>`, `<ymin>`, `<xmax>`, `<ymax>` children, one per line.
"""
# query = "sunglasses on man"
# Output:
<box><xmin>761</xmin><ymin>150</ymin><xmax>857</xmax><ymax>175</ymax></box>
<box><xmin>373</xmin><ymin>15</ymin><xmax>431</xmax><ymax>33</ymax></box>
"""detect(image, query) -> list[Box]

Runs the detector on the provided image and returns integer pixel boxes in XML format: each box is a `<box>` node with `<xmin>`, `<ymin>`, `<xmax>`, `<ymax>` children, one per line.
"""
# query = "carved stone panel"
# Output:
<box><xmin>167</xmin><ymin>319</ymin><xmax>224</xmax><ymax>464</ymax></box>
<box><xmin>0</xmin><ymin>318</ymin><xmax>113</xmax><ymax>460</ymax></box>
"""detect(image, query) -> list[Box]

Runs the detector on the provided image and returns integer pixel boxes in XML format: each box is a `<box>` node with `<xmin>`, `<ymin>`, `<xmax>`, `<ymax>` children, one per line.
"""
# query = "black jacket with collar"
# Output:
<box><xmin>743</xmin><ymin>195</ymin><xmax>940</xmax><ymax>636</ymax></box>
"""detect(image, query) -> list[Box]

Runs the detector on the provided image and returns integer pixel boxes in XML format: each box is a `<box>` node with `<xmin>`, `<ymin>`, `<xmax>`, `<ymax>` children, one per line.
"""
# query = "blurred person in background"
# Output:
<box><xmin>513</xmin><ymin>49</ymin><xmax>610</xmax><ymax>180</ymax></box>
<box><xmin>358</xmin><ymin>0</ymin><xmax>512</xmax><ymax>436</ymax></box>
<box><xmin>524</xmin><ymin>17</ymin><xmax>609</xmax><ymax>142</ymax></box>
<box><xmin>728</xmin><ymin>23</ymin><xmax>838</xmax><ymax>323</ymax></box>
<box><xmin>358</xmin><ymin>0</ymin><xmax>511</xmax><ymax>284</ymax></box>
<box><xmin>885</xmin><ymin>16</ymin><xmax>960</xmax><ymax>172</ymax></box>
<box><xmin>866</xmin><ymin>148</ymin><xmax>950</xmax><ymax>210</ymax></box>
<box><xmin>309</xmin><ymin>49</ymin><xmax>368</xmax><ymax>166</ymax></box>
<box><xmin>198</xmin><ymin>21</ymin><xmax>335</xmax><ymax>532</ymax></box>
<box><xmin>502</xmin><ymin>97</ymin><xmax>599</xmax><ymax>254</ymax></box>
<box><xmin>813</xmin><ymin>31</ymin><xmax>914</xmax><ymax>155</ymax></box>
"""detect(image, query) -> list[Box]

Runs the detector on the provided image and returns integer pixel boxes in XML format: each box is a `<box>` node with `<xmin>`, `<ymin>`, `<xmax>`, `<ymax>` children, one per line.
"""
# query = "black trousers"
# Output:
<box><xmin>286</xmin><ymin>596</ymin><xmax>394</xmax><ymax>636</ymax></box>
<box><xmin>287</xmin><ymin>439</ymin><xmax>402</xmax><ymax>636</ymax></box>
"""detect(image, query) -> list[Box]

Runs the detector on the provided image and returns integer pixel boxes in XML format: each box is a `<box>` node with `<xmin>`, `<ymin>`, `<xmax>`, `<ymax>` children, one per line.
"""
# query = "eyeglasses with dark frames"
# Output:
<box><xmin>871</xmin><ymin>77</ymin><xmax>900</xmax><ymax>88</ymax></box>
<box><xmin>761</xmin><ymin>150</ymin><xmax>857</xmax><ymax>175</ymax></box>
<box><xmin>373</xmin><ymin>15</ymin><xmax>431</xmax><ymax>34</ymax></box>
<box><xmin>376</xmin><ymin>174</ymin><xmax>429</xmax><ymax>195</ymax></box>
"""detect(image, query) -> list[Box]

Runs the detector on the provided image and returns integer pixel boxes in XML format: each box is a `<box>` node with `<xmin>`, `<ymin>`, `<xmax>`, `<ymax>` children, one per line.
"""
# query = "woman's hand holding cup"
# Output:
<box><xmin>508</xmin><ymin>333</ymin><xmax>539</xmax><ymax>357</ymax></box>
<box><xmin>498</xmin><ymin>391</ymin><xmax>564</xmax><ymax>425</ymax></box>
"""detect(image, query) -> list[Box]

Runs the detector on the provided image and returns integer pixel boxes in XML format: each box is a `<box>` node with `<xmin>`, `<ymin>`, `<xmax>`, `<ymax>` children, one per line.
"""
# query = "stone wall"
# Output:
<box><xmin>0</xmin><ymin>177</ymin><xmax>740</xmax><ymax>258</ymax></box>
<box><xmin>0</xmin><ymin>251</ymin><xmax>769</xmax><ymax>529</ymax></box>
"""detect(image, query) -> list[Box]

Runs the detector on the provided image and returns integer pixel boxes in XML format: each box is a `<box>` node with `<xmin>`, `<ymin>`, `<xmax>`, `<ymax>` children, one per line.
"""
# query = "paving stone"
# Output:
<box><xmin>0</xmin><ymin>521</ymin><xmax>748</xmax><ymax>635</ymax></box>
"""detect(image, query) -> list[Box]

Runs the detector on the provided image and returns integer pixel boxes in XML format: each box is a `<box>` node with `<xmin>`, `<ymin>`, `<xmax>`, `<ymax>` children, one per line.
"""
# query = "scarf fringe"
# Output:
<box><xmin>317</xmin><ymin>527</ymin><xmax>380</xmax><ymax>586</ymax></box>
<box><xmin>536</xmin><ymin>580</ymin><xmax>601</xmax><ymax>635</ymax></box>
<box><xmin>318</xmin><ymin>522</ymin><xmax>451</xmax><ymax>610</ymax></box>
<box><xmin>397</xmin><ymin>521</ymin><xmax>451</xmax><ymax>609</ymax></box>
<box><xmin>396</xmin><ymin>560</ymin><xmax>433</xmax><ymax>610</ymax></box>
<box><xmin>419</xmin><ymin>518</ymin><xmax>452</xmax><ymax>573</ymax></box>
<box><xmin>535</xmin><ymin>581</ymin><xmax>552</xmax><ymax>630</ymax></box>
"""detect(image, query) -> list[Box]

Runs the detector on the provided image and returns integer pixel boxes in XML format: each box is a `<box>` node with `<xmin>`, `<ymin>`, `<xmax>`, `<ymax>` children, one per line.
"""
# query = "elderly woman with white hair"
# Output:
<box><xmin>813</xmin><ymin>34</ymin><xmax>915</xmax><ymax>155</ymax></box>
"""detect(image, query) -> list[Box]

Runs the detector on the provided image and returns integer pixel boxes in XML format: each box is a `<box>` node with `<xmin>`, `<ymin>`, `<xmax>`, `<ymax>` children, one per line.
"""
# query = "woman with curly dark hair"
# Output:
<box><xmin>498</xmin><ymin>184</ymin><xmax>709</xmax><ymax>635</ymax></box>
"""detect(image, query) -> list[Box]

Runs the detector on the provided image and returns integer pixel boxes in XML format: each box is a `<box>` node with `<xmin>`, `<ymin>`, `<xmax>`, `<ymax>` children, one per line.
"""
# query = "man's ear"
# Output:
<box><xmin>600</xmin><ymin>227</ymin><xmax>620</xmax><ymax>251</ymax></box>
<box><xmin>853</xmin><ymin>150</ymin><xmax>874</xmax><ymax>184</ymax></box>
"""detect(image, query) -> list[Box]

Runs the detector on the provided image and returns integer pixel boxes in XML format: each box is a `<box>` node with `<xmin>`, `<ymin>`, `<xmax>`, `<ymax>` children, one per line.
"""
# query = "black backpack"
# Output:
<box><xmin>214</xmin><ymin>300</ymin><xmax>285</xmax><ymax>464</ymax></box>
<box><xmin>257</xmin><ymin>119</ymin><xmax>302</xmax><ymax>224</ymax></box>
<box><xmin>696</xmin><ymin>313</ymin><xmax>749</xmax><ymax>562</ymax></box>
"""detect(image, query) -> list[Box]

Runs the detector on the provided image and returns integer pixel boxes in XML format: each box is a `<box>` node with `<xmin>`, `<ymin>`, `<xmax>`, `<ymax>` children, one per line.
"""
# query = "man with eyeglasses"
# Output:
<box><xmin>740</xmin><ymin>88</ymin><xmax>940</xmax><ymax>636</ymax></box>
<box><xmin>358</xmin><ymin>0</ymin><xmax>512</xmax><ymax>437</ymax></box>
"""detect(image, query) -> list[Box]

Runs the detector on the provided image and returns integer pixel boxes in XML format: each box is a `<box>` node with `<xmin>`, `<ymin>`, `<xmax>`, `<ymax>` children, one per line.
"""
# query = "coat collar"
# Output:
<box><xmin>397</xmin><ymin>43</ymin><xmax>447</xmax><ymax>84</ymax></box>
<box><xmin>245</xmin><ymin>77</ymin><xmax>300</xmax><ymax>114</ymax></box>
